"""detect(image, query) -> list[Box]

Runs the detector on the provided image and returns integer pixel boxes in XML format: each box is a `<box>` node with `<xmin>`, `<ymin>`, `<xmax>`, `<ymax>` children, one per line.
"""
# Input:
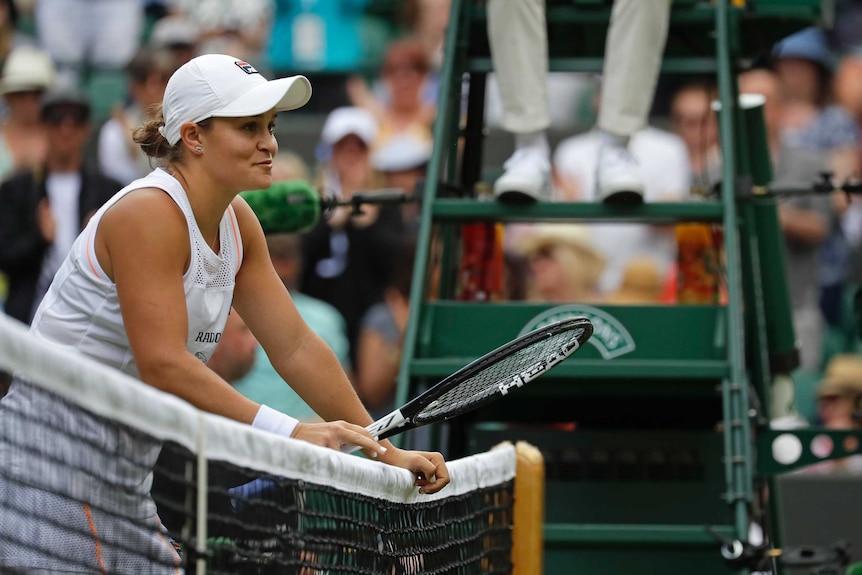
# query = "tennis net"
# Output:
<box><xmin>0</xmin><ymin>313</ymin><xmax>519</xmax><ymax>574</ymax></box>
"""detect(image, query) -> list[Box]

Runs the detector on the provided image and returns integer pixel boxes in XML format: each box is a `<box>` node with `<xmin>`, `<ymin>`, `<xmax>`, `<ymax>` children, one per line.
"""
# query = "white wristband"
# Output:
<box><xmin>252</xmin><ymin>404</ymin><xmax>299</xmax><ymax>439</ymax></box>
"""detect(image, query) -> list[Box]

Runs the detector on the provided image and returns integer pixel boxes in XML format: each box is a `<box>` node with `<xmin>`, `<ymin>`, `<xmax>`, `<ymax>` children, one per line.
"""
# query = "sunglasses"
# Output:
<box><xmin>43</xmin><ymin>105</ymin><xmax>89</xmax><ymax>126</ymax></box>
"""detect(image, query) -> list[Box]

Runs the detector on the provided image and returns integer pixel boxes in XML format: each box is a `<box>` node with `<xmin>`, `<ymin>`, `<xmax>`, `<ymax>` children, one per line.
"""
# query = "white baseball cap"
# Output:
<box><xmin>159</xmin><ymin>54</ymin><xmax>312</xmax><ymax>145</ymax></box>
<box><xmin>321</xmin><ymin>106</ymin><xmax>378</xmax><ymax>147</ymax></box>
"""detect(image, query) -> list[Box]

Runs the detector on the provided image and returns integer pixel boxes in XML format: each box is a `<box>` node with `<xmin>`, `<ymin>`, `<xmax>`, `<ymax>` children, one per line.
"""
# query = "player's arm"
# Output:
<box><xmin>95</xmin><ymin>188</ymin><xmax>262</xmax><ymax>423</ymax></box>
<box><xmin>230</xmin><ymin>197</ymin><xmax>448</xmax><ymax>491</ymax></box>
<box><xmin>230</xmin><ymin>196</ymin><xmax>371</xmax><ymax>425</ymax></box>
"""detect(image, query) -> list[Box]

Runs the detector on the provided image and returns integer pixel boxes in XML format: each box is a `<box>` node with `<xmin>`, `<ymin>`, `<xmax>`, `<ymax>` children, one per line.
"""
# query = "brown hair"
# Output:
<box><xmin>382</xmin><ymin>37</ymin><xmax>430</xmax><ymax>76</ymax></box>
<box><xmin>132</xmin><ymin>103</ymin><xmax>212</xmax><ymax>165</ymax></box>
<box><xmin>126</xmin><ymin>47</ymin><xmax>177</xmax><ymax>86</ymax></box>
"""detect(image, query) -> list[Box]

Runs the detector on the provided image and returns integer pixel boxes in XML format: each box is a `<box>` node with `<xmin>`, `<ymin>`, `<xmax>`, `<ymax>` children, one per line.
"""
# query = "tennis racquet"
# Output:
<box><xmin>361</xmin><ymin>316</ymin><xmax>593</xmax><ymax>444</ymax></box>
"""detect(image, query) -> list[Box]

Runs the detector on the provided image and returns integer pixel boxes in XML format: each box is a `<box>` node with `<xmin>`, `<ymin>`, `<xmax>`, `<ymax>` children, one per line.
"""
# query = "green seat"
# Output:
<box><xmin>85</xmin><ymin>70</ymin><xmax>128</xmax><ymax>124</ymax></box>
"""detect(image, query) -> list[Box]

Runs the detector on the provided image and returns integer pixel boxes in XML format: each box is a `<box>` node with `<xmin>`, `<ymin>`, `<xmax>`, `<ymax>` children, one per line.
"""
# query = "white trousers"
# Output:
<box><xmin>487</xmin><ymin>0</ymin><xmax>672</xmax><ymax>136</ymax></box>
<box><xmin>35</xmin><ymin>0</ymin><xmax>143</xmax><ymax>85</ymax></box>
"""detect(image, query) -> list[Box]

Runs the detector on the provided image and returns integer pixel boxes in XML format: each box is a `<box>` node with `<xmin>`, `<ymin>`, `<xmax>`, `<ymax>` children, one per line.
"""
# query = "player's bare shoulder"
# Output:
<box><xmin>96</xmin><ymin>187</ymin><xmax>190</xmax><ymax>279</ymax></box>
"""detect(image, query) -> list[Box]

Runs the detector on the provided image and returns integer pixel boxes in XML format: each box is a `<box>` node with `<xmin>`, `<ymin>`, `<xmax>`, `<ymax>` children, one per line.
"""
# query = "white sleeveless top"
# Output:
<box><xmin>0</xmin><ymin>168</ymin><xmax>242</xmax><ymax>574</ymax></box>
<box><xmin>31</xmin><ymin>167</ymin><xmax>243</xmax><ymax>374</ymax></box>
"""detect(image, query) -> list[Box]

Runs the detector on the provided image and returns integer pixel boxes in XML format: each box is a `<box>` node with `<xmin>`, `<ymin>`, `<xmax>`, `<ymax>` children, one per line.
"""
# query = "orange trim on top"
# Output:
<box><xmin>83</xmin><ymin>504</ymin><xmax>107</xmax><ymax>574</ymax></box>
<box><xmin>85</xmin><ymin>226</ymin><xmax>101</xmax><ymax>279</ymax></box>
<box><xmin>227</xmin><ymin>206</ymin><xmax>243</xmax><ymax>269</ymax></box>
<box><xmin>154</xmin><ymin>516</ymin><xmax>182</xmax><ymax>575</ymax></box>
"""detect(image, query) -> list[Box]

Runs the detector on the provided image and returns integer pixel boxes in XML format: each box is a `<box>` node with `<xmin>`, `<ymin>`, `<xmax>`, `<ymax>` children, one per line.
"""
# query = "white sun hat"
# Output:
<box><xmin>0</xmin><ymin>45</ymin><xmax>56</xmax><ymax>95</ymax></box>
<box><xmin>159</xmin><ymin>54</ymin><xmax>312</xmax><ymax>146</ymax></box>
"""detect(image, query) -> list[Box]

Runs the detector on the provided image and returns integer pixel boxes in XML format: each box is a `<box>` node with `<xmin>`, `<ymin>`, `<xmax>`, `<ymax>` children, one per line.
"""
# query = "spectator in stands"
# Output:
<box><xmin>400</xmin><ymin>0</ymin><xmax>451</xmax><ymax>104</ymax></box>
<box><xmin>514</xmin><ymin>224</ymin><xmax>606</xmax><ymax>304</ymax></box>
<box><xmin>165</xmin><ymin>0</ymin><xmax>273</xmax><ymax>65</ymax></box>
<box><xmin>401</xmin><ymin>0</ymin><xmax>449</xmax><ymax>70</ymax></box>
<box><xmin>669</xmin><ymin>80</ymin><xmax>721</xmax><ymax>194</ymax></box>
<box><xmin>234</xmin><ymin>233</ymin><xmax>351</xmax><ymax>423</ymax></box>
<box><xmin>487</xmin><ymin>0</ymin><xmax>672</xmax><ymax>204</ymax></box>
<box><xmin>301</xmin><ymin>106</ymin><xmax>404</xmax><ymax>369</ymax></box>
<box><xmin>314</xmin><ymin>106</ymin><xmax>381</xmax><ymax>200</ymax></box>
<box><xmin>833</xmin><ymin>51</ymin><xmax>862</xmax><ymax>129</ymax></box>
<box><xmin>773</xmin><ymin>27</ymin><xmax>859</xmax><ymax>180</ymax></box>
<box><xmin>146</xmin><ymin>13</ymin><xmax>199</xmax><ymax>67</ymax></box>
<box><xmin>348</xmin><ymin>37</ymin><xmax>435</xmax><ymax>152</ymax></box>
<box><xmin>355</xmin><ymin>237</ymin><xmax>415</xmax><ymax>417</ymax></box>
<box><xmin>832</xmin><ymin>52</ymin><xmax>862</xmax><ymax>285</ymax></box>
<box><xmin>98</xmin><ymin>47</ymin><xmax>177</xmax><ymax>186</ymax></box>
<box><xmin>739</xmin><ymin>68</ymin><xmax>833</xmax><ymax>372</ymax></box>
<box><xmin>772</xmin><ymin>28</ymin><xmax>861</xmax><ymax>330</ymax></box>
<box><xmin>802</xmin><ymin>354</ymin><xmax>862</xmax><ymax>473</ymax></box>
<box><xmin>0</xmin><ymin>45</ymin><xmax>55</xmax><ymax>179</ymax></box>
<box><xmin>34</xmin><ymin>0</ymin><xmax>144</xmax><ymax>91</ymax></box>
<box><xmin>552</xmin><ymin>87</ymin><xmax>689</xmax><ymax>294</ymax></box>
<box><xmin>814</xmin><ymin>354</ymin><xmax>862</xmax><ymax>429</ymax></box>
<box><xmin>371</xmin><ymin>131</ymin><xmax>432</xmax><ymax>232</ymax></box>
<box><xmin>0</xmin><ymin>59</ymin><xmax>448</xmax><ymax>568</ymax></box>
<box><xmin>0</xmin><ymin>88</ymin><xmax>121</xmax><ymax>325</ymax></box>
<box><xmin>605</xmin><ymin>256</ymin><xmax>666</xmax><ymax>305</ymax></box>
<box><xmin>0</xmin><ymin>45</ymin><xmax>54</xmax><ymax>334</ymax></box>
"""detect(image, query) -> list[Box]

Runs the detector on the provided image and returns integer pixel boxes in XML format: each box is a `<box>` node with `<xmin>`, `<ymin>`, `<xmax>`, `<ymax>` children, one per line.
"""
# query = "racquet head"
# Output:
<box><xmin>407</xmin><ymin>316</ymin><xmax>593</xmax><ymax>427</ymax></box>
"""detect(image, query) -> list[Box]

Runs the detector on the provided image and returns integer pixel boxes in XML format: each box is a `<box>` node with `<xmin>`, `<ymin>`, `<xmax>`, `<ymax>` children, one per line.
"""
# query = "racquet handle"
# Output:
<box><xmin>341</xmin><ymin>409</ymin><xmax>408</xmax><ymax>454</ymax></box>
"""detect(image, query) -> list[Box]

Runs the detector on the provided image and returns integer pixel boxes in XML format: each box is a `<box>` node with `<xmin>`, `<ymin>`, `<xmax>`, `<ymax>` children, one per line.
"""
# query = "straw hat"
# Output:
<box><xmin>606</xmin><ymin>257</ymin><xmax>664</xmax><ymax>304</ymax></box>
<box><xmin>516</xmin><ymin>224</ymin><xmax>606</xmax><ymax>283</ymax></box>
<box><xmin>0</xmin><ymin>45</ymin><xmax>55</xmax><ymax>95</ymax></box>
<box><xmin>817</xmin><ymin>354</ymin><xmax>862</xmax><ymax>398</ymax></box>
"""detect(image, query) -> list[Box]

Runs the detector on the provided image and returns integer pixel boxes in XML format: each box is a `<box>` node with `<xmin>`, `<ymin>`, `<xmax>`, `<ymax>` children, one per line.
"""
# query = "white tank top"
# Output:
<box><xmin>31</xmin><ymin>167</ymin><xmax>243</xmax><ymax>375</ymax></box>
<box><xmin>0</xmin><ymin>168</ymin><xmax>243</xmax><ymax>573</ymax></box>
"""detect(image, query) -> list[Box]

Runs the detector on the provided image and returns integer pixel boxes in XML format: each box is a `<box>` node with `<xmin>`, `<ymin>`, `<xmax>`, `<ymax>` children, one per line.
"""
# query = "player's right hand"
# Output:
<box><xmin>291</xmin><ymin>420</ymin><xmax>386</xmax><ymax>458</ymax></box>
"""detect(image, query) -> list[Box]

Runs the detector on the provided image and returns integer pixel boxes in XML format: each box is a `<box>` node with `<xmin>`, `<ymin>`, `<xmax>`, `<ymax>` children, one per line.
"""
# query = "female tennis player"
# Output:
<box><xmin>0</xmin><ymin>54</ymin><xmax>448</xmax><ymax>573</ymax></box>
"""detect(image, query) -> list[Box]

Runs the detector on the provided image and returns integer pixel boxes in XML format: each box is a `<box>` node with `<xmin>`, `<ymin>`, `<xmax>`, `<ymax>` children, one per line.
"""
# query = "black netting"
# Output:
<box><xmin>0</xmin><ymin>316</ymin><xmax>516</xmax><ymax>575</ymax></box>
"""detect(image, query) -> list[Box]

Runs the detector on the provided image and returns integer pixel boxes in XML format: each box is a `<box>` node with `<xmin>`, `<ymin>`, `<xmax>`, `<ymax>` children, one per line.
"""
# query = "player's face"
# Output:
<box><xmin>203</xmin><ymin>111</ymin><xmax>279</xmax><ymax>192</ymax></box>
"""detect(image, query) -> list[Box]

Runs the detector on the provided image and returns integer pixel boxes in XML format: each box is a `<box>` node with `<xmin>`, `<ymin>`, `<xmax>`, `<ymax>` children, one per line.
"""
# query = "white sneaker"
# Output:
<box><xmin>493</xmin><ymin>147</ymin><xmax>552</xmax><ymax>203</ymax></box>
<box><xmin>596</xmin><ymin>144</ymin><xmax>644</xmax><ymax>205</ymax></box>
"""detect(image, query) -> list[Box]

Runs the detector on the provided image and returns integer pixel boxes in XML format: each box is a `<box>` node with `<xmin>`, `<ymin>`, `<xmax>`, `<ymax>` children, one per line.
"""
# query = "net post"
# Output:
<box><xmin>503</xmin><ymin>440</ymin><xmax>545</xmax><ymax>574</ymax></box>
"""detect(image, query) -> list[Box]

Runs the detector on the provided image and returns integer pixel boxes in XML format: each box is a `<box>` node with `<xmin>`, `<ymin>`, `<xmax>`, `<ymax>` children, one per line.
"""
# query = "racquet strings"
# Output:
<box><xmin>414</xmin><ymin>325</ymin><xmax>587</xmax><ymax>423</ymax></box>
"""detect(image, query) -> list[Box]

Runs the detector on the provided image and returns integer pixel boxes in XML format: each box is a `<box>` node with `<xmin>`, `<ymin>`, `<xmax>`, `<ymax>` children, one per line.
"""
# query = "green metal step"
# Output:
<box><xmin>544</xmin><ymin>524</ymin><xmax>734</xmax><ymax>546</ymax></box>
<box><xmin>469</xmin><ymin>56</ymin><xmax>721</xmax><ymax>74</ymax></box>
<box><xmin>413</xmin><ymin>302</ymin><xmax>728</xmax><ymax>367</ymax></box>
<box><xmin>409</xmin><ymin>357</ymin><xmax>729</xmax><ymax>381</ymax></box>
<box><xmin>429</xmin><ymin>199</ymin><xmax>725</xmax><ymax>223</ymax></box>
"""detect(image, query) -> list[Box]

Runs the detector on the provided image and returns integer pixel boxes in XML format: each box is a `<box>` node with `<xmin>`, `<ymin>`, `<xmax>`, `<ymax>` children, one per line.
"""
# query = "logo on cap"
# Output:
<box><xmin>235</xmin><ymin>61</ymin><xmax>259</xmax><ymax>75</ymax></box>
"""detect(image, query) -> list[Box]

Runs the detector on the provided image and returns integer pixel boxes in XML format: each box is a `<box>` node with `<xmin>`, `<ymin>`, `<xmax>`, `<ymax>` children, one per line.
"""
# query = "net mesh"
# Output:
<box><xmin>0</xmin><ymin>314</ymin><xmax>516</xmax><ymax>574</ymax></box>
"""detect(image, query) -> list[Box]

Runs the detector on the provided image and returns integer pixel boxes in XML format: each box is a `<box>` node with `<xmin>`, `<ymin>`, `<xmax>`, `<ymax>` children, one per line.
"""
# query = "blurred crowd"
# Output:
<box><xmin>1</xmin><ymin>0</ymin><xmax>862</xmax><ymax>460</ymax></box>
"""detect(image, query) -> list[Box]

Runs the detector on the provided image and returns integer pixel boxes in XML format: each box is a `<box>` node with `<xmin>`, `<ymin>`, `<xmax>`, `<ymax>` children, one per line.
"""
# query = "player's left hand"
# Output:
<box><xmin>378</xmin><ymin>445</ymin><xmax>450</xmax><ymax>494</ymax></box>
